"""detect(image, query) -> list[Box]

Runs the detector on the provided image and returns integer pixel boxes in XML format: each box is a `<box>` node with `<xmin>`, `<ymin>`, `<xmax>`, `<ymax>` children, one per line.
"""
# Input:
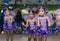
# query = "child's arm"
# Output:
<box><xmin>46</xmin><ymin>16</ymin><xmax>51</xmax><ymax>27</ymax></box>
<box><xmin>25</xmin><ymin>19</ymin><xmax>28</xmax><ymax>27</ymax></box>
<box><xmin>37</xmin><ymin>18</ymin><xmax>40</xmax><ymax>27</ymax></box>
<box><xmin>10</xmin><ymin>16</ymin><xmax>13</xmax><ymax>23</ymax></box>
<box><xmin>4</xmin><ymin>16</ymin><xmax>6</xmax><ymax>23</ymax></box>
<box><xmin>22</xmin><ymin>22</ymin><xmax>26</xmax><ymax>27</ymax></box>
<box><xmin>56</xmin><ymin>16</ymin><xmax>58</xmax><ymax>28</ymax></box>
<box><xmin>22</xmin><ymin>19</ymin><xmax>28</xmax><ymax>27</ymax></box>
<box><xmin>54</xmin><ymin>20</ymin><xmax>56</xmax><ymax>23</ymax></box>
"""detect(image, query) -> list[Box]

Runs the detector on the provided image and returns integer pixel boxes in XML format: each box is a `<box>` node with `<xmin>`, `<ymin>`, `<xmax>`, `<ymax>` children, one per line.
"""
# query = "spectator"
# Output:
<box><xmin>15</xmin><ymin>7</ymin><xmax>24</xmax><ymax>33</ymax></box>
<box><xmin>1</xmin><ymin>5</ymin><xmax>8</xmax><ymax>34</ymax></box>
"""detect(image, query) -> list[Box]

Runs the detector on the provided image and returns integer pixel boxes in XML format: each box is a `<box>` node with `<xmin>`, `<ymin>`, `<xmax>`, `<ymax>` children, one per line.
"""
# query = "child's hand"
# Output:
<box><xmin>48</xmin><ymin>24</ymin><xmax>51</xmax><ymax>27</ymax></box>
<box><xmin>22</xmin><ymin>22</ymin><xmax>25</xmax><ymax>26</ymax></box>
<box><xmin>48</xmin><ymin>26</ymin><xmax>51</xmax><ymax>29</ymax></box>
<box><xmin>30</xmin><ymin>27</ymin><xmax>34</xmax><ymax>30</ymax></box>
<box><xmin>9</xmin><ymin>18</ymin><xmax>13</xmax><ymax>24</ymax></box>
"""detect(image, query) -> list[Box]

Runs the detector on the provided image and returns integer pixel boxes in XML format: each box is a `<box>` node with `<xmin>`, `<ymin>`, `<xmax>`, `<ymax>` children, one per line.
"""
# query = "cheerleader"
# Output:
<box><xmin>53</xmin><ymin>10</ymin><xmax>60</xmax><ymax>34</ymax></box>
<box><xmin>37</xmin><ymin>9</ymin><xmax>51</xmax><ymax>41</ymax></box>
<box><xmin>23</xmin><ymin>11</ymin><xmax>37</xmax><ymax>41</ymax></box>
<box><xmin>56</xmin><ymin>12</ymin><xmax>60</xmax><ymax>34</ymax></box>
<box><xmin>3</xmin><ymin>9</ymin><xmax>17</xmax><ymax>41</ymax></box>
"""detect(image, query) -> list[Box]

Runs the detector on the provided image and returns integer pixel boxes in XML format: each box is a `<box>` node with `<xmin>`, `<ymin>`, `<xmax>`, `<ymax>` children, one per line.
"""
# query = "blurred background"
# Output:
<box><xmin>0</xmin><ymin>0</ymin><xmax>60</xmax><ymax>41</ymax></box>
<box><xmin>0</xmin><ymin>0</ymin><xmax>60</xmax><ymax>34</ymax></box>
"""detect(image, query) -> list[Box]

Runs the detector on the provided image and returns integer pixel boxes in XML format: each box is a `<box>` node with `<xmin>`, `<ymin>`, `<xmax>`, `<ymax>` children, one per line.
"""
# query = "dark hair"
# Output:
<box><xmin>28</xmin><ymin>10</ymin><xmax>34</xmax><ymax>15</ymax></box>
<box><xmin>6</xmin><ymin>8</ymin><xmax>10</xmax><ymax>12</ymax></box>
<box><xmin>53</xmin><ymin>17</ymin><xmax>56</xmax><ymax>20</ymax></box>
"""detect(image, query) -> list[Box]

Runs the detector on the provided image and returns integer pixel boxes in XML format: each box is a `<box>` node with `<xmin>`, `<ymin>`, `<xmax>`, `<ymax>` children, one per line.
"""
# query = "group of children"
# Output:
<box><xmin>22</xmin><ymin>6</ymin><xmax>60</xmax><ymax>41</ymax></box>
<box><xmin>2</xmin><ymin>6</ymin><xmax>60</xmax><ymax>41</ymax></box>
<box><xmin>22</xmin><ymin>7</ymin><xmax>51</xmax><ymax>41</ymax></box>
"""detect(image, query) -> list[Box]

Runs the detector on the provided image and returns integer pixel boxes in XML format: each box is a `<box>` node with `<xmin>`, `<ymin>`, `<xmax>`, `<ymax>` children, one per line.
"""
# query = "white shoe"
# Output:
<box><xmin>2</xmin><ymin>31</ymin><xmax>4</xmax><ymax>34</ymax></box>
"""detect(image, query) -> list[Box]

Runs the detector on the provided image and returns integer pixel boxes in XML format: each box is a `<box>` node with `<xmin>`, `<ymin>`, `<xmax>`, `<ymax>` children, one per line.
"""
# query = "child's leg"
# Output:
<box><xmin>6</xmin><ymin>31</ymin><xmax>9</xmax><ymax>41</ymax></box>
<box><xmin>33</xmin><ymin>34</ymin><xmax>37</xmax><ymax>41</ymax></box>
<box><xmin>38</xmin><ymin>36</ymin><xmax>42</xmax><ymax>41</ymax></box>
<box><xmin>42</xmin><ymin>36</ymin><xmax>47</xmax><ymax>41</ymax></box>
<box><xmin>28</xmin><ymin>34</ymin><xmax>32</xmax><ymax>41</ymax></box>
<box><xmin>9</xmin><ymin>31</ymin><xmax>13</xmax><ymax>41</ymax></box>
<box><xmin>55</xmin><ymin>26</ymin><xmax>58</xmax><ymax>35</ymax></box>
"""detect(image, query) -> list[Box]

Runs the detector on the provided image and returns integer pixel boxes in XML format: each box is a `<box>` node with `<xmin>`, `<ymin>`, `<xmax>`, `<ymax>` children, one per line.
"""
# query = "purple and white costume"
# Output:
<box><xmin>3</xmin><ymin>16</ymin><xmax>17</xmax><ymax>31</ymax></box>
<box><xmin>53</xmin><ymin>10</ymin><xmax>60</xmax><ymax>34</ymax></box>
<box><xmin>37</xmin><ymin>16</ymin><xmax>51</xmax><ymax>37</ymax></box>
<box><xmin>56</xmin><ymin>18</ymin><xmax>60</xmax><ymax>34</ymax></box>
<box><xmin>26</xmin><ymin>19</ymin><xmax>37</xmax><ymax>35</ymax></box>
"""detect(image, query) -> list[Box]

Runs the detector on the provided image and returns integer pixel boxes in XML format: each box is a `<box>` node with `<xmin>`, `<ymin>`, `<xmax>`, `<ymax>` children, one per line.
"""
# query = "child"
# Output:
<box><xmin>37</xmin><ymin>9</ymin><xmax>51</xmax><ymax>41</ymax></box>
<box><xmin>23</xmin><ymin>11</ymin><xmax>37</xmax><ymax>41</ymax></box>
<box><xmin>52</xmin><ymin>17</ymin><xmax>56</xmax><ymax>35</ymax></box>
<box><xmin>53</xmin><ymin>10</ymin><xmax>60</xmax><ymax>34</ymax></box>
<box><xmin>3</xmin><ymin>9</ymin><xmax>17</xmax><ymax>41</ymax></box>
<box><xmin>56</xmin><ymin>12</ymin><xmax>60</xmax><ymax>34</ymax></box>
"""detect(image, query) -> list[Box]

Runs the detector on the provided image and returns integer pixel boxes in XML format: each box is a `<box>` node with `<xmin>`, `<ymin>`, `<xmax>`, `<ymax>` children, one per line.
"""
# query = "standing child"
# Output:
<box><xmin>56</xmin><ymin>12</ymin><xmax>60</xmax><ymax>34</ymax></box>
<box><xmin>3</xmin><ymin>9</ymin><xmax>17</xmax><ymax>41</ymax></box>
<box><xmin>37</xmin><ymin>9</ymin><xmax>51</xmax><ymax>41</ymax></box>
<box><xmin>23</xmin><ymin>11</ymin><xmax>37</xmax><ymax>41</ymax></box>
<box><xmin>52</xmin><ymin>16</ymin><xmax>56</xmax><ymax>35</ymax></box>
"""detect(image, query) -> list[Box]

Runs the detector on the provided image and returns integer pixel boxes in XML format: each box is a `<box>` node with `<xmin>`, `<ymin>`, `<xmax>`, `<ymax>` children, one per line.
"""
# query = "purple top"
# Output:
<box><xmin>39</xmin><ymin>17</ymin><xmax>48</xmax><ymax>30</ymax></box>
<box><xmin>3</xmin><ymin>15</ymin><xmax>16</xmax><ymax>31</ymax></box>
<box><xmin>4</xmin><ymin>16</ymin><xmax>14</xmax><ymax>26</ymax></box>
<box><xmin>28</xmin><ymin>21</ymin><xmax>36</xmax><ymax>28</ymax></box>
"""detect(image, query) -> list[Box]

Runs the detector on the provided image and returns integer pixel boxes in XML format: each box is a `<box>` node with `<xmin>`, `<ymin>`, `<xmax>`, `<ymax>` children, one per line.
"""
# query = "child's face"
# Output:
<box><xmin>39</xmin><ymin>11</ymin><xmax>44</xmax><ymax>16</ymax></box>
<box><xmin>29</xmin><ymin>14</ymin><xmax>34</xmax><ymax>18</ymax></box>
<box><xmin>6</xmin><ymin>10</ymin><xmax>10</xmax><ymax>15</ymax></box>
